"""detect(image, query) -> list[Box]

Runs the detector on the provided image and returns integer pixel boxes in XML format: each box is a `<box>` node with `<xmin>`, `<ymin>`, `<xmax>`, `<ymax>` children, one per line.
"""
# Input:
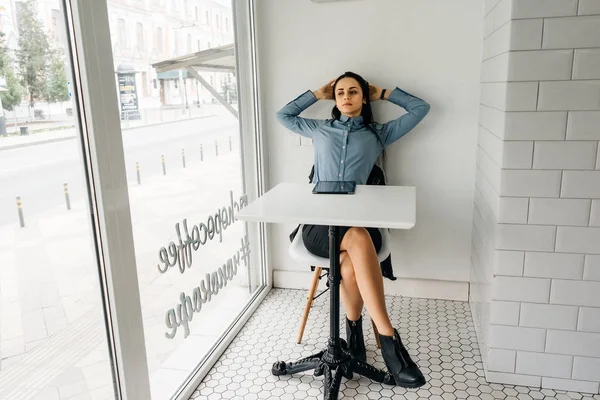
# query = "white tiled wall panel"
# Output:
<box><xmin>566</xmin><ymin>111</ymin><xmax>600</xmax><ymax>140</ymax></box>
<box><xmin>504</xmin><ymin>111</ymin><xmax>567</xmax><ymax>141</ymax></box>
<box><xmin>508</xmin><ymin>50</ymin><xmax>573</xmax><ymax>81</ymax></box>
<box><xmin>488</xmin><ymin>348</ymin><xmax>516</xmax><ymax>372</ymax></box>
<box><xmin>555</xmin><ymin>227</ymin><xmax>600</xmax><ymax>254</ymax></box>
<box><xmin>492</xmin><ymin>276</ymin><xmax>550</xmax><ymax>303</ymax></box>
<box><xmin>573</xmin><ymin>49</ymin><xmax>600</xmax><ymax>80</ymax></box>
<box><xmin>532</xmin><ymin>141</ymin><xmax>597</xmax><ymax>170</ymax></box>
<box><xmin>491</xmin><ymin>300</ymin><xmax>521</xmax><ymax>325</ymax></box>
<box><xmin>494</xmin><ymin>250</ymin><xmax>525</xmax><ymax>276</ymax></box>
<box><xmin>498</xmin><ymin>197</ymin><xmax>528</xmax><ymax>223</ymax></box>
<box><xmin>546</xmin><ymin>330</ymin><xmax>600</xmax><ymax>357</ymax></box>
<box><xmin>578</xmin><ymin>307</ymin><xmax>600</xmax><ymax>333</ymax></box>
<box><xmin>501</xmin><ymin>170</ymin><xmax>561</xmax><ymax>197</ymax></box>
<box><xmin>561</xmin><ymin>171</ymin><xmax>600</xmax><ymax>198</ymax></box>
<box><xmin>537</xmin><ymin>80</ymin><xmax>600</xmax><ymax>111</ymax></box>
<box><xmin>475</xmin><ymin>0</ymin><xmax>600</xmax><ymax>392</ymax></box>
<box><xmin>527</xmin><ymin>198</ymin><xmax>591</xmax><ymax>226</ymax></box>
<box><xmin>584</xmin><ymin>255</ymin><xmax>600</xmax><ymax>281</ymax></box>
<box><xmin>485</xmin><ymin>0</ymin><xmax>503</xmax><ymax>16</ymax></box>
<box><xmin>550</xmin><ymin>279</ymin><xmax>600</xmax><ymax>307</ymax></box>
<box><xmin>542</xmin><ymin>16</ymin><xmax>600</xmax><ymax>49</ymax></box>
<box><xmin>480</xmin><ymin>83</ymin><xmax>507</xmax><ymax>110</ymax></box>
<box><xmin>519</xmin><ymin>302</ymin><xmax>578</xmax><ymax>330</ymax></box>
<box><xmin>524</xmin><ymin>251</ymin><xmax>585</xmax><ymax>280</ymax></box>
<box><xmin>486</xmin><ymin>371</ymin><xmax>542</xmax><ymax>387</ymax></box>
<box><xmin>541</xmin><ymin>377</ymin><xmax>600</xmax><ymax>394</ymax></box>
<box><xmin>485</xmin><ymin>0</ymin><xmax>513</xmax><ymax>37</ymax></box>
<box><xmin>509</xmin><ymin>19</ymin><xmax>543</xmax><ymax>50</ymax></box>
<box><xmin>490</xmin><ymin>325</ymin><xmax>546</xmax><ymax>352</ymax></box>
<box><xmin>505</xmin><ymin>82</ymin><xmax>539</xmax><ymax>111</ymax></box>
<box><xmin>479</xmin><ymin>127</ymin><xmax>503</xmax><ymax>165</ymax></box>
<box><xmin>480</xmin><ymin>105</ymin><xmax>506</xmax><ymax>139</ymax></box>
<box><xmin>590</xmin><ymin>200</ymin><xmax>600</xmax><ymax>227</ymax></box>
<box><xmin>481</xmin><ymin>82</ymin><xmax>538</xmax><ymax>111</ymax></box>
<box><xmin>515</xmin><ymin>351</ymin><xmax>573</xmax><ymax>378</ymax></box>
<box><xmin>578</xmin><ymin>0</ymin><xmax>600</xmax><ymax>15</ymax></box>
<box><xmin>511</xmin><ymin>0</ymin><xmax>577</xmax><ymax>19</ymax></box>
<box><xmin>496</xmin><ymin>224</ymin><xmax>556</xmax><ymax>252</ymax></box>
<box><xmin>484</xmin><ymin>22</ymin><xmax>512</xmax><ymax>60</ymax></box>
<box><xmin>572</xmin><ymin>356</ymin><xmax>600</xmax><ymax>382</ymax></box>
<box><xmin>477</xmin><ymin>147</ymin><xmax>502</xmax><ymax>193</ymax></box>
<box><xmin>503</xmin><ymin>141</ymin><xmax>533</xmax><ymax>169</ymax></box>
<box><xmin>481</xmin><ymin>52</ymin><xmax>510</xmax><ymax>82</ymax></box>
<box><xmin>476</xmin><ymin>167</ymin><xmax>500</xmax><ymax>218</ymax></box>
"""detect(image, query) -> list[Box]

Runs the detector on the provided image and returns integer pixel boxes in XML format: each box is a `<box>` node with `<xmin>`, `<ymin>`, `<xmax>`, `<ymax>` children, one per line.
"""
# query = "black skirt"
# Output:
<box><xmin>301</xmin><ymin>225</ymin><xmax>383</xmax><ymax>259</ymax></box>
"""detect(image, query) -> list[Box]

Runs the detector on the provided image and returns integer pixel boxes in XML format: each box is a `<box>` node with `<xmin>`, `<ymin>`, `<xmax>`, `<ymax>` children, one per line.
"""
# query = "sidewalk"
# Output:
<box><xmin>0</xmin><ymin>141</ymin><xmax>256</xmax><ymax>399</ymax></box>
<box><xmin>0</xmin><ymin>104</ymin><xmax>234</xmax><ymax>152</ymax></box>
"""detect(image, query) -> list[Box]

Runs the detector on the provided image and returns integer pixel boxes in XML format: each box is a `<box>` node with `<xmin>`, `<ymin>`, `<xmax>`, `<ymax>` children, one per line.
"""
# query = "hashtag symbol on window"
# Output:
<box><xmin>240</xmin><ymin>235</ymin><xmax>251</xmax><ymax>267</ymax></box>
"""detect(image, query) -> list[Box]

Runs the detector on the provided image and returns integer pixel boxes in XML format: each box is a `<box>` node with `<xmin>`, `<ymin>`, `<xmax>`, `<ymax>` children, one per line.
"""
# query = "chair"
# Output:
<box><xmin>290</xmin><ymin>225</ymin><xmax>392</xmax><ymax>348</ymax></box>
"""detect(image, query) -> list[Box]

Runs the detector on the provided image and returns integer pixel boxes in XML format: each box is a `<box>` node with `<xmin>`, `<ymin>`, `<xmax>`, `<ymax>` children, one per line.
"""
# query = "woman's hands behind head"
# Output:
<box><xmin>368</xmin><ymin>83</ymin><xmax>383</xmax><ymax>102</ymax></box>
<box><xmin>313</xmin><ymin>79</ymin><xmax>335</xmax><ymax>101</ymax></box>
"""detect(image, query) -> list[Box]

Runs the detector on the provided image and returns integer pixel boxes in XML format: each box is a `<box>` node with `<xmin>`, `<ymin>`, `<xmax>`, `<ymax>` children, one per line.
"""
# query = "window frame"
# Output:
<box><xmin>64</xmin><ymin>0</ymin><xmax>269</xmax><ymax>399</ymax></box>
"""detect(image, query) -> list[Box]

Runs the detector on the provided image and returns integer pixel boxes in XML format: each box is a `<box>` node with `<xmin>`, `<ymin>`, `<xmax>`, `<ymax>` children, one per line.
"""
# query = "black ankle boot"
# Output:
<box><xmin>345</xmin><ymin>316</ymin><xmax>367</xmax><ymax>362</ymax></box>
<box><xmin>379</xmin><ymin>329</ymin><xmax>426</xmax><ymax>388</ymax></box>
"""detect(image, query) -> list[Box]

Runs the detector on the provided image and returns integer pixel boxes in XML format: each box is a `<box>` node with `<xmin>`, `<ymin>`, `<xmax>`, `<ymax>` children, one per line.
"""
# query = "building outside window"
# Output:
<box><xmin>156</xmin><ymin>26</ymin><xmax>163</xmax><ymax>53</ymax></box>
<box><xmin>136</xmin><ymin>22</ymin><xmax>144</xmax><ymax>51</ymax></box>
<box><xmin>117</xmin><ymin>18</ymin><xmax>127</xmax><ymax>48</ymax></box>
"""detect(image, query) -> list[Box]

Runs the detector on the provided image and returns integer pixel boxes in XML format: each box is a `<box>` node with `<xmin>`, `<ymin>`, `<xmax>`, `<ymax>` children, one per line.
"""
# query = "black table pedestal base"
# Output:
<box><xmin>272</xmin><ymin>338</ymin><xmax>394</xmax><ymax>400</ymax></box>
<box><xmin>271</xmin><ymin>226</ymin><xmax>395</xmax><ymax>400</ymax></box>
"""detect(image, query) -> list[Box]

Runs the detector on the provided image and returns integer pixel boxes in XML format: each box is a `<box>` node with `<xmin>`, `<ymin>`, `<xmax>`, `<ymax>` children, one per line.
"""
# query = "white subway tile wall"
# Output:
<box><xmin>471</xmin><ymin>0</ymin><xmax>600</xmax><ymax>393</ymax></box>
<box><xmin>584</xmin><ymin>255</ymin><xmax>600</xmax><ymax>281</ymax></box>
<box><xmin>511</xmin><ymin>0</ymin><xmax>578</xmax><ymax>19</ymax></box>
<box><xmin>578</xmin><ymin>0</ymin><xmax>600</xmax><ymax>15</ymax></box>
<box><xmin>567</xmin><ymin>111</ymin><xmax>600</xmax><ymax>140</ymax></box>
<box><xmin>504</xmin><ymin>111</ymin><xmax>567</xmax><ymax>141</ymax></box>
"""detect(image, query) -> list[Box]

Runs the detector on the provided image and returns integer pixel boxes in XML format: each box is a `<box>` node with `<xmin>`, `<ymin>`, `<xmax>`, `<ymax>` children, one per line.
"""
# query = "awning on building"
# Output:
<box><xmin>152</xmin><ymin>44</ymin><xmax>237</xmax><ymax>118</ymax></box>
<box><xmin>152</xmin><ymin>43</ymin><xmax>236</xmax><ymax>74</ymax></box>
<box><xmin>152</xmin><ymin>44</ymin><xmax>238</xmax><ymax>118</ymax></box>
<box><xmin>156</xmin><ymin>70</ymin><xmax>189</xmax><ymax>80</ymax></box>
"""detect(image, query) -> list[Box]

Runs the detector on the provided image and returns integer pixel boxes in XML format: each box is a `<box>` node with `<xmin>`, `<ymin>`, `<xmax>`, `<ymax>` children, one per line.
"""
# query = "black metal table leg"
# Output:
<box><xmin>272</xmin><ymin>225</ymin><xmax>395</xmax><ymax>399</ymax></box>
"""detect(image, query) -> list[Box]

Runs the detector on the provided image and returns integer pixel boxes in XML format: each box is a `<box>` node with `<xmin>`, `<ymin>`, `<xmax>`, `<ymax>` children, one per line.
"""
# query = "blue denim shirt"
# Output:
<box><xmin>276</xmin><ymin>88</ymin><xmax>430</xmax><ymax>184</ymax></box>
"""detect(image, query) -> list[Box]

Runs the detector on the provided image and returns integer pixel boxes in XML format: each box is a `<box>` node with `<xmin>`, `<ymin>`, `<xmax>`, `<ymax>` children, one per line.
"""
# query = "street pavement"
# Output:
<box><xmin>0</xmin><ymin>113</ymin><xmax>239</xmax><ymax>227</ymax></box>
<box><xmin>0</xmin><ymin>115</ymin><xmax>259</xmax><ymax>399</ymax></box>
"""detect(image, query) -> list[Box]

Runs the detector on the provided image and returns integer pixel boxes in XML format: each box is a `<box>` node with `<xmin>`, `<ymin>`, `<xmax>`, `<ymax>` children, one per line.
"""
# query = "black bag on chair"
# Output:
<box><xmin>289</xmin><ymin>165</ymin><xmax>397</xmax><ymax>281</ymax></box>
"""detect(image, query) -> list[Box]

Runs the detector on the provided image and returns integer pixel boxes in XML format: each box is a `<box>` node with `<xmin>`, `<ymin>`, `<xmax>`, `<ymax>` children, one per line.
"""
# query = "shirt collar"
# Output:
<box><xmin>339</xmin><ymin>115</ymin><xmax>364</xmax><ymax>126</ymax></box>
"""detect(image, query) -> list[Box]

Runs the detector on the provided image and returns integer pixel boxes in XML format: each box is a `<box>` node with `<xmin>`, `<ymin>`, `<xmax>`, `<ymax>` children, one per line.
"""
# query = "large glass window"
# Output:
<box><xmin>0</xmin><ymin>1</ymin><xmax>116</xmax><ymax>398</ymax></box>
<box><xmin>106</xmin><ymin>0</ymin><xmax>265</xmax><ymax>398</ymax></box>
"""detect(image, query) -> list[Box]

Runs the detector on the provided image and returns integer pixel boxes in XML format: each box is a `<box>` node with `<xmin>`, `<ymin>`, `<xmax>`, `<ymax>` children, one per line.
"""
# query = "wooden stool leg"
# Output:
<box><xmin>372</xmin><ymin>319</ymin><xmax>381</xmax><ymax>349</ymax></box>
<box><xmin>296</xmin><ymin>267</ymin><xmax>323</xmax><ymax>344</ymax></box>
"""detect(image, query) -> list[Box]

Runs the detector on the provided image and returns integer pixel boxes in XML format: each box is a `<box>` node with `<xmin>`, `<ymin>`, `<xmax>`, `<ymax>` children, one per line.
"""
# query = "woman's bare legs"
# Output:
<box><xmin>339</xmin><ymin>251</ymin><xmax>363</xmax><ymax>321</ymax></box>
<box><xmin>340</xmin><ymin>227</ymin><xmax>395</xmax><ymax>336</ymax></box>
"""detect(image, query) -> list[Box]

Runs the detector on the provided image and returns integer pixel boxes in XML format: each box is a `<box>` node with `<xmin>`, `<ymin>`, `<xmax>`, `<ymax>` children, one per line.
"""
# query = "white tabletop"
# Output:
<box><xmin>236</xmin><ymin>183</ymin><xmax>416</xmax><ymax>230</ymax></box>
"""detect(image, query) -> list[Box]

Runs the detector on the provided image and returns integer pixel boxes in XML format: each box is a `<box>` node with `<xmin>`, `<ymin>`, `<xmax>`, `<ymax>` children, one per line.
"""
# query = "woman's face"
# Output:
<box><xmin>334</xmin><ymin>77</ymin><xmax>365</xmax><ymax>117</ymax></box>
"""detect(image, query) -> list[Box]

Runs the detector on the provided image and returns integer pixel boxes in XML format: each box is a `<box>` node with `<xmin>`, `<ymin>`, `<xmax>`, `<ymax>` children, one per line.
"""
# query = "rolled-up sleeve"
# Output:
<box><xmin>276</xmin><ymin>90</ymin><xmax>324</xmax><ymax>138</ymax></box>
<box><xmin>380</xmin><ymin>88</ymin><xmax>430</xmax><ymax>147</ymax></box>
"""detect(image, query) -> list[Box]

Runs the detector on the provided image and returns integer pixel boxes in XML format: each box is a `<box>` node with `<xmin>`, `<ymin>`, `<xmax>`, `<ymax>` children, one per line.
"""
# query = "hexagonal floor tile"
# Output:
<box><xmin>188</xmin><ymin>289</ymin><xmax>600</xmax><ymax>400</ymax></box>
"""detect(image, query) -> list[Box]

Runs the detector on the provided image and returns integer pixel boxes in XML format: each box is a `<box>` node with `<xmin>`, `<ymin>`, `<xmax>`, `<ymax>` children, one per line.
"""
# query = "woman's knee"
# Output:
<box><xmin>342</xmin><ymin>227</ymin><xmax>372</xmax><ymax>251</ymax></box>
